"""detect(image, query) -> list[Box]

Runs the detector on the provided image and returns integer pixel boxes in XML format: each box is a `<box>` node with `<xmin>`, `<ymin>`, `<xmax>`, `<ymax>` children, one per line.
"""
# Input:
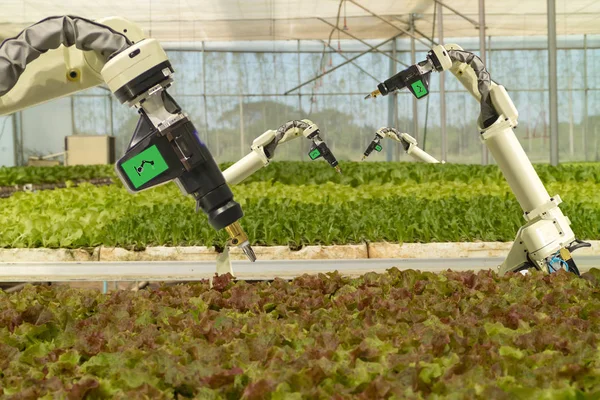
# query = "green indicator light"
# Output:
<box><xmin>411</xmin><ymin>79</ymin><xmax>428</xmax><ymax>99</ymax></box>
<box><xmin>375</xmin><ymin>144</ymin><xmax>382</xmax><ymax>152</ymax></box>
<box><xmin>121</xmin><ymin>145</ymin><xmax>169</xmax><ymax>189</ymax></box>
<box><xmin>309</xmin><ymin>148</ymin><xmax>321</xmax><ymax>160</ymax></box>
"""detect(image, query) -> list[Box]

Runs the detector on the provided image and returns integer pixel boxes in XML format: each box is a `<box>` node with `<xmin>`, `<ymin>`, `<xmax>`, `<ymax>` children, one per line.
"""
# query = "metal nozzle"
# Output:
<box><xmin>361</xmin><ymin>155</ymin><xmax>366</xmax><ymax>161</ymax></box>
<box><xmin>364</xmin><ymin>89</ymin><xmax>381</xmax><ymax>100</ymax></box>
<box><xmin>225</xmin><ymin>221</ymin><xmax>256</xmax><ymax>262</ymax></box>
<box><xmin>334</xmin><ymin>165</ymin><xmax>342</xmax><ymax>174</ymax></box>
<box><xmin>239</xmin><ymin>241</ymin><xmax>256</xmax><ymax>262</ymax></box>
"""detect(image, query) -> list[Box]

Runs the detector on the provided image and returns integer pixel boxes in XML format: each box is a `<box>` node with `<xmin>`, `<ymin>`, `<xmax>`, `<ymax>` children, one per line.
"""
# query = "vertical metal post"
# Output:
<box><xmin>583</xmin><ymin>34</ymin><xmax>588</xmax><ymax>161</ymax></box>
<box><xmin>109</xmin><ymin>95</ymin><xmax>114</xmax><ymax>137</ymax></box>
<box><xmin>548</xmin><ymin>0</ymin><xmax>559</xmax><ymax>166</ymax></box>
<box><xmin>393</xmin><ymin>42</ymin><xmax>399</xmax><ymax>128</ymax></box>
<box><xmin>297</xmin><ymin>40</ymin><xmax>302</xmax><ymax>113</ymax></box>
<box><xmin>239</xmin><ymin>95</ymin><xmax>244</xmax><ymax>158</ymax></box>
<box><xmin>410</xmin><ymin>14</ymin><xmax>419</xmax><ymax>143</ymax></box>
<box><xmin>297</xmin><ymin>40</ymin><xmax>304</xmax><ymax>159</ymax></box>
<box><xmin>392</xmin><ymin>38</ymin><xmax>399</xmax><ymax>160</ymax></box>
<box><xmin>488</xmin><ymin>35</ymin><xmax>495</xmax><ymax>163</ymax></box>
<box><xmin>568</xmin><ymin>76</ymin><xmax>574</xmax><ymax>157</ymax></box>
<box><xmin>488</xmin><ymin>36</ymin><xmax>492</xmax><ymax>65</ymax></box>
<box><xmin>478</xmin><ymin>0</ymin><xmax>488</xmax><ymax>165</ymax></box>
<box><xmin>386</xmin><ymin>39</ymin><xmax>395</xmax><ymax>162</ymax></box>
<box><xmin>12</xmin><ymin>113</ymin><xmax>18</xmax><ymax>167</ymax></box>
<box><xmin>438</xmin><ymin>5</ymin><xmax>447</xmax><ymax>162</ymax></box>
<box><xmin>201</xmin><ymin>41</ymin><xmax>212</xmax><ymax>153</ymax></box>
<box><xmin>70</xmin><ymin>96</ymin><xmax>75</xmax><ymax>135</ymax></box>
<box><xmin>18</xmin><ymin>111</ymin><xmax>24</xmax><ymax>166</ymax></box>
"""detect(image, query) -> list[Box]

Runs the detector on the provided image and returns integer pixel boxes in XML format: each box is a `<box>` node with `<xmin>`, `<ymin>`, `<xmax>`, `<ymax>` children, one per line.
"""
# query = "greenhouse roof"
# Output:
<box><xmin>1</xmin><ymin>0</ymin><xmax>598</xmax><ymax>42</ymax></box>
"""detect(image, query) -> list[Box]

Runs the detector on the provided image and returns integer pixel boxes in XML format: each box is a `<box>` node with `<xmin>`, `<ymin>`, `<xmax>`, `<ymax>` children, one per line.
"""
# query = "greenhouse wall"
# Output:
<box><xmin>7</xmin><ymin>34</ymin><xmax>600</xmax><ymax>166</ymax></box>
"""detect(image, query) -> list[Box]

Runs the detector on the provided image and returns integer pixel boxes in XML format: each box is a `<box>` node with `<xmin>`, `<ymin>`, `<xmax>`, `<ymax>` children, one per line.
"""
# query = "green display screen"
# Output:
<box><xmin>411</xmin><ymin>79</ymin><xmax>428</xmax><ymax>98</ymax></box>
<box><xmin>121</xmin><ymin>145</ymin><xmax>169</xmax><ymax>188</ymax></box>
<box><xmin>375</xmin><ymin>144</ymin><xmax>382</xmax><ymax>152</ymax></box>
<box><xmin>309</xmin><ymin>148</ymin><xmax>321</xmax><ymax>160</ymax></box>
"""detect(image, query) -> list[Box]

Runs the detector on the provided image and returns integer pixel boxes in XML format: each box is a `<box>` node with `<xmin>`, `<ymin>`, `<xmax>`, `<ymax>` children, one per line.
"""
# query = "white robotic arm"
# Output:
<box><xmin>0</xmin><ymin>16</ymin><xmax>257</xmax><ymax>261</ymax></box>
<box><xmin>361</xmin><ymin>127</ymin><xmax>440</xmax><ymax>163</ymax></box>
<box><xmin>223</xmin><ymin>119</ymin><xmax>341</xmax><ymax>185</ymax></box>
<box><xmin>0</xmin><ymin>17</ymin><xmax>145</xmax><ymax>115</ymax></box>
<box><xmin>365</xmin><ymin>44</ymin><xmax>590</xmax><ymax>276</ymax></box>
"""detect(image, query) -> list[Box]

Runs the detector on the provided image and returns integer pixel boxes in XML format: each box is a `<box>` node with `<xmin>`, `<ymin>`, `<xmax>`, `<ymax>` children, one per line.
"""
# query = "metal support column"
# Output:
<box><xmin>17</xmin><ymin>112</ymin><xmax>23</xmax><ymax>166</ymax></box>
<box><xmin>297</xmin><ymin>40</ymin><xmax>302</xmax><ymax>113</ymax></box>
<box><xmin>387</xmin><ymin>38</ymin><xmax>398</xmax><ymax>161</ymax></box>
<box><xmin>201</xmin><ymin>41</ymin><xmax>212</xmax><ymax>153</ymax></box>
<box><xmin>488</xmin><ymin>36</ymin><xmax>492</xmax><ymax>64</ymax></box>
<box><xmin>108</xmin><ymin>93</ymin><xmax>116</xmax><ymax>166</ymax></box>
<box><xmin>583</xmin><ymin>34</ymin><xmax>588</xmax><ymax>161</ymax></box>
<box><xmin>108</xmin><ymin>95</ymin><xmax>114</xmax><ymax>138</ymax></box>
<box><xmin>70</xmin><ymin>96</ymin><xmax>75</xmax><ymax>135</ymax></box>
<box><xmin>11</xmin><ymin>113</ymin><xmax>18</xmax><ymax>167</ymax></box>
<box><xmin>438</xmin><ymin>5</ymin><xmax>447</xmax><ymax>162</ymax></box>
<box><xmin>239</xmin><ymin>95</ymin><xmax>245</xmax><ymax>158</ymax></box>
<box><xmin>548</xmin><ymin>0</ymin><xmax>559</xmax><ymax>166</ymax></box>
<box><xmin>478</xmin><ymin>0</ymin><xmax>488</xmax><ymax>165</ymax></box>
<box><xmin>298</xmin><ymin>40</ymin><xmax>305</xmax><ymax>157</ymax></box>
<box><xmin>410</xmin><ymin>14</ymin><xmax>419</xmax><ymax>143</ymax></box>
<box><xmin>393</xmin><ymin>40</ymin><xmax>399</xmax><ymax>160</ymax></box>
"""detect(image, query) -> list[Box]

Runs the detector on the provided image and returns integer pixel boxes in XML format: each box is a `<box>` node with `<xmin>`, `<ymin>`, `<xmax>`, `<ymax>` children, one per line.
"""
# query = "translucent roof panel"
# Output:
<box><xmin>1</xmin><ymin>0</ymin><xmax>599</xmax><ymax>42</ymax></box>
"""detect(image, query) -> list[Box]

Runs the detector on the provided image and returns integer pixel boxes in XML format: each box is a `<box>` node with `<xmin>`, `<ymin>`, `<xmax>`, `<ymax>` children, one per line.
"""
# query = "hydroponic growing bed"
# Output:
<box><xmin>1</xmin><ymin>162</ymin><xmax>600</xmax><ymax>249</ymax></box>
<box><xmin>2</xmin><ymin>162</ymin><xmax>600</xmax><ymax>398</ymax></box>
<box><xmin>2</xmin><ymin>268</ymin><xmax>600</xmax><ymax>399</ymax></box>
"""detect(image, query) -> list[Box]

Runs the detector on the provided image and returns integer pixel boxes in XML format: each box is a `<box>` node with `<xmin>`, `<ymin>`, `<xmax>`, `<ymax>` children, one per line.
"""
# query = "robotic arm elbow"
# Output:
<box><xmin>362</xmin><ymin>127</ymin><xmax>440</xmax><ymax>163</ymax></box>
<box><xmin>222</xmin><ymin>119</ymin><xmax>341</xmax><ymax>185</ymax></box>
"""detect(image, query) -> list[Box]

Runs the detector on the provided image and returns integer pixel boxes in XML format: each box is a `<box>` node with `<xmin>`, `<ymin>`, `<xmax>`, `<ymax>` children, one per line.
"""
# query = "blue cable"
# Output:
<box><xmin>547</xmin><ymin>253</ymin><xmax>569</xmax><ymax>273</ymax></box>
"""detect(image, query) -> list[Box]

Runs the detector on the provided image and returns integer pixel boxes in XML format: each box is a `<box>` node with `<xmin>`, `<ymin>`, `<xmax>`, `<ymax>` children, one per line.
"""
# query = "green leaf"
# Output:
<box><xmin>499</xmin><ymin>345</ymin><xmax>525</xmax><ymax>360</ymax></box>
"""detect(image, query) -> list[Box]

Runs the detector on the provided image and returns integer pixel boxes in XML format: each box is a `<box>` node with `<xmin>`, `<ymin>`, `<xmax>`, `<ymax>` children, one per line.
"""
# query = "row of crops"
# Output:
<box><xmin>2</xmin><ymin>163</ymin><xmax>600</xmax><ymax>399</ymax></box>
<box><xmin>1</xmin><ymin>162</ymin><xmax>600</xmax><ymax>249</ymax></box>
<box><xmin>3</xmin><ymin>162</ymin><xmax>600</xmax><ymax>186</ymax></box>
<box><xmin>2</xmin><ymin>268</ymin><xmax>600</xmax><ymax>398</ymax></box>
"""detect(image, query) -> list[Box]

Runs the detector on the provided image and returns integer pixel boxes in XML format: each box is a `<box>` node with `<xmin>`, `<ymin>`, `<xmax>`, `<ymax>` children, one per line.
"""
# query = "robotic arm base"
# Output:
<box><xmin>498</xmin><ymin>201</ymin><xmax>578</xmax><ymax>276</ymax></box>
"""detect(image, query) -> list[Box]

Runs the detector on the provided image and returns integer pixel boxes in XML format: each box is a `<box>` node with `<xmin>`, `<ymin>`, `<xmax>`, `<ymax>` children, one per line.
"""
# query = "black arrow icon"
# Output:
<box><xmin>135</xmin><ymin>160</ymin><xmax>155</xmax><ymax>176</ymax></box>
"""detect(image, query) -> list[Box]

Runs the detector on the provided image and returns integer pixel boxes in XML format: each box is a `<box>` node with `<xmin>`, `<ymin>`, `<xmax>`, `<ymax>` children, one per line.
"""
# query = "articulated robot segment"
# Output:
<box><xmin>0</xmin><ymin>16</ymin><xmax>255</xmax><ymax>261</ymax></box>
<box><xmin>362</xmin><ymin>127</ymin><xmax>440</xmax><ymax>164</ymax></box>
<box><xmin>222</xmin><ymin>119</ymin><xmax>341</xmax><ymax>185</ymax></box>
<box><xmin>366</xmin><ymin>43</ymin><xmax>590</xmax><ymax>276</ymax></box>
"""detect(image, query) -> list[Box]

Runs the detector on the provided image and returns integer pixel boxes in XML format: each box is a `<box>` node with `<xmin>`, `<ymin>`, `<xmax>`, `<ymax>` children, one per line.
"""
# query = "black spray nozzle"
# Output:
<box><xmin>366</xmin><ymin>62</ymin><xmax>433</xmax><ymax>100</ymax></box>
<box><xmin>385</xmin><ymin>65</ymin><xmax>432</xmax><ymax>99</ymax></box>
<box><xmin>308</xmin><ymin>141</ymin><xmax>341</xmax><ymax>172</ymax></box>
<box><xmin>363</xmin><ymin>137</ymin><xmax>383</xmax><ymax>159</ymax></box>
